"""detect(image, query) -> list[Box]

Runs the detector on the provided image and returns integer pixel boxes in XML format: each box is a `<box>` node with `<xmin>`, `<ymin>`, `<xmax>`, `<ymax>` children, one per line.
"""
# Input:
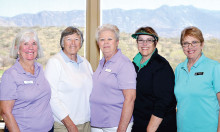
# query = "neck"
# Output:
<box><xmin>69</xmin><ymin>54</ymin><xmax>77</xmax><ymax>62</ymax></box>
<box><xmin>187</xmin><ymin>53</ymin><xmax>202</xmax><ymax>71</ymax></box>
<box><xmin>141</xmin><ymin>52</ymin><xmax>154</xmax><ymax>64</ymax></box>
<box><xmin>104</xmin><ymin>49</ymin><xmax>118</xmax><ymax>63</ymax></box>
<box><xmin>19</xmin><ymin>59</ymin><xmax>35</xmax><ymax>75</ymax></box>
<box><xmin>64</xmin><ymin>51</ymin><xmax>77</xmax><ymax>62</ymax></box>
<box><xmin>141</xmin><ymin>56</ymin><xmax>150</xmax><ymax>64</ymax></box>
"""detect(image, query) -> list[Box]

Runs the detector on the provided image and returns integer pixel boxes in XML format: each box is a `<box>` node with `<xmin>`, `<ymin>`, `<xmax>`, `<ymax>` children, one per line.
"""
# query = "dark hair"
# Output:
<box><xmin>60</xmin><ymin>26</ymin><xmax>84</xmax><ymax>50</ymax></box>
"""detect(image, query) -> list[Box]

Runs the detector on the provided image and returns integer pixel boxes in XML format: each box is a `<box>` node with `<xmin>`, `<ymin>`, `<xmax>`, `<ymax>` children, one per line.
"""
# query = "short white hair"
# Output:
<box><xmin>95</xmin><ymin>24</ymin><xmax>120</xmax><ymax>42</ymax></box>
<box><xmin>10</xmin><ymin>29</ymin><xmax>43</xmax><ymax>59</ymax></box>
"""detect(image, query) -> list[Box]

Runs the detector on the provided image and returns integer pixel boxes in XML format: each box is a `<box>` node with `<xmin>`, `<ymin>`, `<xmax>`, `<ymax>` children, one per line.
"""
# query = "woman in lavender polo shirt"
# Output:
<box><xmin>0</xmin><ymin>29</ymin><xmax>54</xmax><ymax>132</ymax></box>
<box><xmin>90</xmin><ymin>24</ymin><xmax>136</xmax><ymax>132</ymax></box>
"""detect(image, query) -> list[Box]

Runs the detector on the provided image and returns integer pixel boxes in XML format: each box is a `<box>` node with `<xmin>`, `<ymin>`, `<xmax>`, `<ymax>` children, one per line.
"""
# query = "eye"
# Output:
<box><xmin>108</xmin><ymin>38</ymin><xmax>113</xmax><ymax>41</ymax></box>
<box><xmin>148</xmin><ymin>39</ymin><xmax>154</xmax><ymax>42</ymax></box>
<box><xmin>66</xmin><ymin>38</ymin><xmax>71</xmax><ymax>41</ymax></box>
<box><xmin>192</xmin><ymin>41</ymin><xmax>198</xmax><ymax>44</ymax></box>
<box><xmin>24</xmin><ymin>42</ymin><xmax>28</xmax><ymax>45</ymax></box>
<box><xmin>99</xmin><ymin>38</ymin><xmax>105</xmax><ymax>41</ymax></box>
<box><xmin>32</xmin><ymin>42</ymin><xmax>37</xmax><ymax>45</ymax></box>
<box><xmin>183</xmin><ymin>42</ymin><xmax>189</xmax><ymax>45</ymax></box>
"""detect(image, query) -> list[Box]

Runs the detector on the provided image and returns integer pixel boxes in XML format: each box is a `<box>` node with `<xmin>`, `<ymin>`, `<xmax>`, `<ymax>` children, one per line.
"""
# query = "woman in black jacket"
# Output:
<box><xmin>131</xmin><ymin>26</ymin><xmax>176</xmax><ymax>132</ymax></box>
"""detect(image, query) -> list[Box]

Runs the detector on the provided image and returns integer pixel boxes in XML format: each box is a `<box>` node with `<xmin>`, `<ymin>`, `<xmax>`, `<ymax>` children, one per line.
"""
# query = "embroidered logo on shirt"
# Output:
<box><xmin>194</xmin><ymin>72</ymin><xmax>204</xmax><ymax>76</ymax></box>
<box><xmin>24</xmin><ymin>80</ymin><xmax>34</xmax><ymax>84</ymax></box>
<box><xmin>105</xmin><ymin>69</ymin><xmax>112</xmax><ymax>72</ymax></box>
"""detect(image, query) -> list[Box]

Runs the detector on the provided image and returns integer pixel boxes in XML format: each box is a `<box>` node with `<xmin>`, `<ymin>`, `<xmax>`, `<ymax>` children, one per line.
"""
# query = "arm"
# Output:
<box><xmin>62</xmin><ymin>116</ymin><xmax>78</xmax><ymax>132</ymax></box>
<box><xmin>149</xmin><ymin>64</ymin><xmax>176</xmax><ymax>131</ymax></box>
<box><xmin>117</xmin><ymin>89</ymin><xmax>136</xmax><ymax>132</ymax></box>
<box><xmin>214</xmin><ymin>64</ymin><xmax>220</xmax><ymax>132</ymax></box>
<box><xmin>0</xmin><ymin>100</ymin><xmax>20</xmax><ymax>132</ymax></box>
<box><xmin>45</xmin><ymin>58</ymin><xmax>76</xmax><ymax>129</ymax></box>
<box><xmin>217</xmin><ymin>93</ymin><xmax>220</xmax><ymax>132</ymax></box>
<box><xmin>147</xmin><ymin>115</ymin><xmax>162</xmax><ymax>132</ymax></box>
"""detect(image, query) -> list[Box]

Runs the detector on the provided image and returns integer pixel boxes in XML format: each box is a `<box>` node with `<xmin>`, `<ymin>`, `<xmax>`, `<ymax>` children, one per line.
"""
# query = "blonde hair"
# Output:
<box><xmin>180</xmin><ymin>26</ymin><xmax>204</xmax><ymax>45</ymax></box>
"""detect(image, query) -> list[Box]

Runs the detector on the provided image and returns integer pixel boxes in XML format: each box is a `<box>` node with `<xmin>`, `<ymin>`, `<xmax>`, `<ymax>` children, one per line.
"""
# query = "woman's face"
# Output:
<box><xmin>18</xmin><ymin>37</ymin><xmax>38</xmax><ymax>61</ymax></box>
<box><xmin>137</xmin><ymin>35</ymin><xmax>156</xmax><ymax>58</ymax></box>
<box><xmin>98</xmin><ymin>30</ymin><xmax>118</xmax><ymax>56</ymax></box>
<box><xmin>182</xmin><ymin>36</ymin><xmax>203</xmax><ymax>60</ymax></box>
<box><xmin>63</xmin><ymin>33</ymin><xmax>81</xmax><ymax>58</ymax></box>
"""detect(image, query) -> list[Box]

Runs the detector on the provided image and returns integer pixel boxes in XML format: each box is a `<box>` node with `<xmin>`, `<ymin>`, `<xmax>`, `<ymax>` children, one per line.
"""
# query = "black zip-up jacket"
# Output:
<box><xmin>132</xmin><ymin>49</ymin><xmax>177</xmax><ymax>131</ymax></box>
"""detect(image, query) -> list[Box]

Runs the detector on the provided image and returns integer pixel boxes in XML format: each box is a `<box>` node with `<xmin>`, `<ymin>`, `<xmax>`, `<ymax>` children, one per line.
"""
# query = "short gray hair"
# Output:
<box><xmin>60</xmin><ymin>26</ymin><xmax>84</xmax><ymax>50</ymax></box>
<box><xmin>95</xmin><ymin>24</ymin><xmax>120</xmax><ymax>42</ymax></box>
<box><xmin>10</xmin><ymin>29</ymin><xmax>43</xmax><ymax>59</ymax></box>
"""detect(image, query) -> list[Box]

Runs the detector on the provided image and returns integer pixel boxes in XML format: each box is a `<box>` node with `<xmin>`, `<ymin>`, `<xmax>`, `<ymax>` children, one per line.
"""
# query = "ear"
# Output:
<box><xmin>201</xmin><ymin>42</ymin><xmax>204</xmax><ymax>49</ymax></box>
<box><xmin>116</xmin><ymin>40</ymin><xmax>119</xmax><ymax>47</ymax></box>
<box><xmin>15</xmin><ymin>45</ymin><xmax>20</xmax><ymax>54</ymax></box>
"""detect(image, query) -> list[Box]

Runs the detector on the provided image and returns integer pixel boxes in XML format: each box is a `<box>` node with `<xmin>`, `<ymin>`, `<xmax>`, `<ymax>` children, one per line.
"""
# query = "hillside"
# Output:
<box><xmin>0</xmin><ymin>26</ymin><xmax>220</xmax><ymax>78</ymax></box>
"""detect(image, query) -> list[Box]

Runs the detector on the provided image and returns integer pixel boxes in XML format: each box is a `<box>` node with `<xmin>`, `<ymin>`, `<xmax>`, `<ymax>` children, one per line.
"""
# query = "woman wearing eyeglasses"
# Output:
<box><xmin>174</xmin><ymin>26</ymin><xmax>220</xmax><ymax>132</ymax></box>
<box><xmin>131</xmin><ymin>26</ymin><xmax>177</xmax><ymax>132</ymax></box>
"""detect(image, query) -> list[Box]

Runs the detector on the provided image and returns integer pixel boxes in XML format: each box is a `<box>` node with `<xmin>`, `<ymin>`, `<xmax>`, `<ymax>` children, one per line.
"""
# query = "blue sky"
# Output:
<box><xmin>0</xmin><ymin>0</ymin><xmax>220</xmax><ymax>17</ymax></box>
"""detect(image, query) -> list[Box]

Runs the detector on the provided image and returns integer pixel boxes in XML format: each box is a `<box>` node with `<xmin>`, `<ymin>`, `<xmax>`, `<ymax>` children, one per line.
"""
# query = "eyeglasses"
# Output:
<box><xmin>137</xmin><ymin>39</ymin><xmax>155</xmax><ymax>45</ymax></box>
<box><xmin>182</xmin><ymin>41</ymin><xmax>200</xmax><ymax>48</ymax></box>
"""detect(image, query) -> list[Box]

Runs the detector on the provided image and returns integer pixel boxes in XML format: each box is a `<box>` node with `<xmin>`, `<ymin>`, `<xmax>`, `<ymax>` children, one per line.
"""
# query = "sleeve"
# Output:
<box><xmin>117</xmin><ymin>61</ymin><xmax>137</xmax><ymax>90</ymax></box>
<box><xmin>152</xmin><ymin>64</ymin><xmax>176</xmax><ymax>118</ymax></box>
<box><xmin>213</xmin><ymin>63</ymin><xmax>220</xmax><ymax>93</ymax></box>
<box><xmin>44</xmin><ymin>58</ymin><xmax>69</xmax><ymax>121</ymax></box>
<box><xmin>0</xmin><ymin>71</ymin><xmax>17</xmax><ymax>100</ymax></box>
<box><xmin>85</xmin><ymin>58</ymin><xmax>94</xmax><ymax>75</ymax></box>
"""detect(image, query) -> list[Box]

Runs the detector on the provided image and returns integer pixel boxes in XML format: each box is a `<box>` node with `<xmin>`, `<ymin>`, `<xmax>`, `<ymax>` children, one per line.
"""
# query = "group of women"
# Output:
<box><xmin>0</xmin><ymin>24</ymin><xmax>219</xmax><ymax>132</ymax></box>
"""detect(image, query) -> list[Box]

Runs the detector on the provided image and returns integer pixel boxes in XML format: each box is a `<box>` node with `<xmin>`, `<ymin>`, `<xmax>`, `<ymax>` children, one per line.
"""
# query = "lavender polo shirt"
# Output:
<box><xmin>90</xmin><ymin>49</ymin><xmax>136</xmax><ymax>127</ymax></box>
<box><xmin>0</xmin><ymin>59</ymin><xmax>54</xmax><ymax>132</ymax></box>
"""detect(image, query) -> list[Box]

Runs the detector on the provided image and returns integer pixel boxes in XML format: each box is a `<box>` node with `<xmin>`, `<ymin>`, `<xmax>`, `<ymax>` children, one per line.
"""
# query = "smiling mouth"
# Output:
<box><xmin>141</xmin><ymin>47</ymin><xmax>149</xmax><ymax>50</ymax></box>
<box><xmin>26</xmin><ymin>52</ymin><xmax>34</xmax><ymax>54</ymax></box>
<box><xmin>188</xmin><ymin>51</ymin><xmax>195</xmax><ymax>54</ymax></box>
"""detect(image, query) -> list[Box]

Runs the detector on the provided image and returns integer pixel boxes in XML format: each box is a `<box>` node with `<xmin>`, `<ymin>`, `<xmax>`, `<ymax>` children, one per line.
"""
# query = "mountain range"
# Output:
<box><xmin>0</xmin><ymin>5</ymin><xmax>220</xmax><ymax>38</ymax></box>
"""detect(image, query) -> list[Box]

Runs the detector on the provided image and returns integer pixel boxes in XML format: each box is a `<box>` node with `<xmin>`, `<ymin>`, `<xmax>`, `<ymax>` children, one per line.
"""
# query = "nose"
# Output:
<box><xmin>28</xmin><ymin>44</ymin><xmax>34</xmax><ymax>49</ymax></box>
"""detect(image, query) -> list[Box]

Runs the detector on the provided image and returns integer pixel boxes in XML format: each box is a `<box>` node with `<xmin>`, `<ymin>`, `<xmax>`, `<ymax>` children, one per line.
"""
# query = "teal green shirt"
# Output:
<box><xmin>174</xmin><ymin>53</ymin><xmax>220</xmax><ymax>132</ymax></box>
<box><xmin>133</xmin><ymin>49</ymin><xmax>156</xmax><ymax>71</ymax></box>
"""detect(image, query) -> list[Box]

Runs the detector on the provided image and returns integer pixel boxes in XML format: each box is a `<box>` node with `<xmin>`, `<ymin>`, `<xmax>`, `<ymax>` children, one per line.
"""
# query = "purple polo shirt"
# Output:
<box><xmin>90</xmin><ymin>49</ymin><xmax>136</xmax><ymax>127</ymax></box>
<box><xmin>0</xmin><ymin>59</ymin><xmax>54</xmax><ymax>132</ymax></box>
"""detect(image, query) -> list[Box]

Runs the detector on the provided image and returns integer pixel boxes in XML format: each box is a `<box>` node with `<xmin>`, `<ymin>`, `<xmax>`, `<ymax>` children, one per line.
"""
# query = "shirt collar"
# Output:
<box><xmin>100</xmin><ymin>49</ymin><xmax>122</xmax><ymax>64</ymax></box>
<box><xmin>133</xmin><ymin>48</ymin><xmax>156</xmax><ymax>69</ymax></box>
<box><xmin>60</xmin><ymin>50</ymin><xmax>83</xmax><ymax>64</ymax></box>
<box><xmin>14</xmin><ymin>58</ymin><xmax>40</xmax><ymax>77</ymax></box>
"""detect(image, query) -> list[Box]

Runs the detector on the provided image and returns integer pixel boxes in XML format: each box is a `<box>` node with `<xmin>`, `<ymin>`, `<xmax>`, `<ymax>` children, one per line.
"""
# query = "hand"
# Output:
<box><xmin>67</xmin><ymin>124</ymin><xmax>78</xmax><ymax>132</ymax></box>
<box><xmin>146</xmin><ymin>127</ymin><xmax>156</xmax><ymax>132</ymax></box>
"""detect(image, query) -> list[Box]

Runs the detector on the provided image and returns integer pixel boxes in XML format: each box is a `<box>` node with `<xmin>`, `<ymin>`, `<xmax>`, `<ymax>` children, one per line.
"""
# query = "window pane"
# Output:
<box><xmin>101</xmin><ymin>0</ymin><xmax>220</xmax><ymax>69</ymax></box>
<box><xmin>0</xmin><ymin>0</ymin><xmax>86</xmax><ymax>78</ymax></box>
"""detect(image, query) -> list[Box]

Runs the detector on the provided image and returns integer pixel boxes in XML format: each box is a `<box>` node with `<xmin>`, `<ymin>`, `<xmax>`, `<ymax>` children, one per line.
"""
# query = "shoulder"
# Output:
<box><xmin>204</xmin><ymin>56</ymin><xmax>219</xmax><ymax>66</ymax></box>
<box><xmin>47</xmin><ymin>53</ymin><xmax>63</xmax><ymax>65</ymax></box>
<box><xmin>152</xmin><ymin>54</ymin><xmax>173</xmax><ymax>70</ymax></box>
<box><xmin>79</xmin><ymin>55</ymin><xmax>91</xmax><ymax>65</ymax></box>
<box><xmin>118</xmin><ymin>53</ymin><xmax>133</xmax><ymax>65</ymax></box>
<box><xmin>175</xmin><ymin>61</ymin><xmax>185</xmax><ymax>70</ymax></box>
<box><xmin>2</xmin><ymin>64</ymin><xmax>18</xmax><ymax>77</ymax></box>
<box><xmin>0</xmin><ymin>65</ymin><xmax>18</xmax><ymax>84</ymax></box>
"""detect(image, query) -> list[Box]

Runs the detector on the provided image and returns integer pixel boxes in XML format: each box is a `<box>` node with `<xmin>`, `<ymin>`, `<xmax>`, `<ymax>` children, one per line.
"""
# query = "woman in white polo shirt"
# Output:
<box><xmin>45</xmin><ymin>26</ymin><xmax>93</xmax><ymax>132</ymax></box>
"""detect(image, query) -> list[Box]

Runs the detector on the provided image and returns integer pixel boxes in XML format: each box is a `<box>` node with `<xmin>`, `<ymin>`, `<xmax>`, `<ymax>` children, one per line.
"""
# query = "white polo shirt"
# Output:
<box><xmin>45</xmin><ymin>50</ymin><xmax>93</xmax><ymax>125</ymax></box>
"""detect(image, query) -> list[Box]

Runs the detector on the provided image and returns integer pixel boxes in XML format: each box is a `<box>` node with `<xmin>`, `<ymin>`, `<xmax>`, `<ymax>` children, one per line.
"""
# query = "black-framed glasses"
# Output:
<box><xmin>137</xmin><ymin>39</ymin><xmax>155</xmax><ymax>45</ymax></box>
<box><xmin>182</xmin><ymin>41</ymin><xmax>200</xmax><ymax>48</ymax></box>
